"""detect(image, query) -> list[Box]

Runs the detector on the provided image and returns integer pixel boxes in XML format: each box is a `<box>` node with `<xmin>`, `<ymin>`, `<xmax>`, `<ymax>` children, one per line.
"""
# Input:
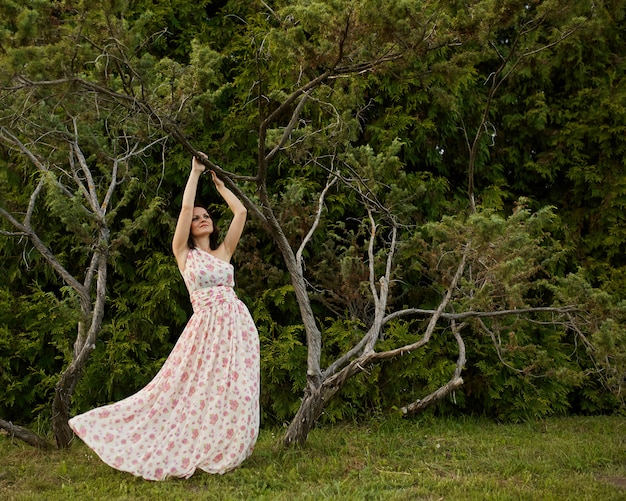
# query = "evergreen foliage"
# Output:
<box><xmin>0</xmin><ymin>0</ymin><xmax>625</xmax><ymax>445</ymax></box>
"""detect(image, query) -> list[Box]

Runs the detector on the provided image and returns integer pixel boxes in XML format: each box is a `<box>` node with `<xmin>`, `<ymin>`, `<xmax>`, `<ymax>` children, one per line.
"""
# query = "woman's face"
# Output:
<box><xmin>191</xmin><ymin>207</ymin><xmax>213</xmax><ymax>238</ymax></box>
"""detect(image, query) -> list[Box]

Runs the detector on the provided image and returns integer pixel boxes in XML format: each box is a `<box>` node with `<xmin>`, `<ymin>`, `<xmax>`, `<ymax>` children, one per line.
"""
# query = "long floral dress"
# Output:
<box><xmin>69</xmin><ymin>248</ymin><xmax>260</xmax><ymax>481</ymax></box>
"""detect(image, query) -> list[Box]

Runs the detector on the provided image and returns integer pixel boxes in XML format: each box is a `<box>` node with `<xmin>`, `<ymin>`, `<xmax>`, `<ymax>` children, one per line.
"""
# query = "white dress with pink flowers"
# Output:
<box><xmin>69</xmin><ymin>248</ymin><xmax>260</xmax><ymax>480</ymax></box>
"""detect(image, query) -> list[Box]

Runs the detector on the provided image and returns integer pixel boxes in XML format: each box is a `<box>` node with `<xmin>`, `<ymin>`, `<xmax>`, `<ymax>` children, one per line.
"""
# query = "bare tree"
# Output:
<box><xmin>189</xmin><ymin>4</ymin><xmax>596</xmax><ymax>446</ymax></box>
<box><xmin>0</xmin><ymin>120</ymin><xmax>165</xmax><ymax>448</ymax></box>
<box><xmin>0</xmin><ymin>0</ymin><xmax>605</xmax><ymax>450</ymax></box>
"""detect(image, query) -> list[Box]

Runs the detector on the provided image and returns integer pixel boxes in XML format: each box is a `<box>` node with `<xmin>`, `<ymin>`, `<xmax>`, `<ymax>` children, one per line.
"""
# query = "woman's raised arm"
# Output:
<box><xmin>172</xmin><ymin>155</ymin><xmax>205</xmax><ymax>271</ymax></box>
<box><xmin>211</xmin><ymin>170</ymin><xmax>247</xmax><ymax>263</ymax></box>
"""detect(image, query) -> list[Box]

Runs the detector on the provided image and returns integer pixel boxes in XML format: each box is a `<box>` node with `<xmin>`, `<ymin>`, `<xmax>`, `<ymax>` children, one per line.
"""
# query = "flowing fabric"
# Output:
<box><xmin>69</xmin><ymin>249</ymin><xmax>260</xmax><ymax>480</ymax></box>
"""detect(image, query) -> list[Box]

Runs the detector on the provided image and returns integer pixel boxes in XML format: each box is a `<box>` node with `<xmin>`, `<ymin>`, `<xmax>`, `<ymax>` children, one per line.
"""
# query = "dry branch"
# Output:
<box><xmin>0</xmin><ymin>419</ymin><xmax>53</xmax><ymax>450</ymax></box>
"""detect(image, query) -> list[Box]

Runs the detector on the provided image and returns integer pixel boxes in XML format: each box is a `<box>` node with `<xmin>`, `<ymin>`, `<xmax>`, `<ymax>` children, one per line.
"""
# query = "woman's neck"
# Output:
<box><xmin>194</xmin><ymin>237</ymin><xmax>211</xmax><ymax>253</ymax></box>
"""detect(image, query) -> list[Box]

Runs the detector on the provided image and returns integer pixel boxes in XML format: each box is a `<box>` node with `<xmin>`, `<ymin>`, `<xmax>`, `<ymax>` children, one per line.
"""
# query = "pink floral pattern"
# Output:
<box><xmin>69</xmin><ymin>249</ymin><xmax>260</xmax><ymax>481</ymax></box>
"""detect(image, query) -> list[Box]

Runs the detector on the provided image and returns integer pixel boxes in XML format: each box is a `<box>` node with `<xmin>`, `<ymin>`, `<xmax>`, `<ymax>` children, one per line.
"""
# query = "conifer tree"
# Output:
<box><xmin>0</xmin><ymin>0</ymin><xmax>623</xmax><ymax>449</ymax></box>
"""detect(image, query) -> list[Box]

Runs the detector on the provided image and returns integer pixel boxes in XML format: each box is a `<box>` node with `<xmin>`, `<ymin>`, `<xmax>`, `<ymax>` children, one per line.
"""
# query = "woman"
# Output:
<box><xmin>69</xmin><ymin>153</ymin><xmax>260</xmax><ymax>481</ymax></box>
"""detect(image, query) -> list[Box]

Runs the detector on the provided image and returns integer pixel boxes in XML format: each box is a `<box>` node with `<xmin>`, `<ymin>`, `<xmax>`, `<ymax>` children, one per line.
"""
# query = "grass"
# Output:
<box><xmin>0</xmin><ymin>415</ymin><xmax>625</xmax><ymax>500</ymax></box>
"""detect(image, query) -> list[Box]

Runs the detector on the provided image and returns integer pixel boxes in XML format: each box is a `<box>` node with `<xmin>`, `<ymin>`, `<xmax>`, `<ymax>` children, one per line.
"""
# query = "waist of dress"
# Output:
<box><xmin>190</xmin><ymin>285</ymin><xmax>238</xmax><ymax>312</ymax></box>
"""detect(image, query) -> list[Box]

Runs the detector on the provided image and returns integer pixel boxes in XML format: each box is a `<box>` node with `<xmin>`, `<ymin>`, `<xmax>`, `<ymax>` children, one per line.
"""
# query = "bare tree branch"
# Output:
<box><xmin>265</xmin><ymin>91</ymin><xmax>312</xmax><ymax>164</ymax></box>
<box><xmin>0</xmin><ymin>230</ymin><xmax>28</xmax><ymax>236</ymax></box>
<box><xmin>0</xmin><ymin>204</ymin><xmax>89</xmax><ymax>304</ymax></box>
<box><xmin>367</xmin><ymin>208</ymin><xmax>380</xmax><ymax>307</ymax></box>
<box><xmin>0</xmin><ymin>420</ymin><xmax>53</xmax><ymax>450</ymax></box>
<box><xmin>296</xmin><ymin>172</ymin><xmax>337</xmax><ymax>270</ymax></box>
<box><xmin>0</xmin><ymin>127</ymin><xmax>76</xmax><ymax>200</ymax></box>
<box><xmin>68</xmin><ymin>142</ymin><xmax>98</xmax><ymax>215</ymax></box>
<box><xmin>477</xmin><ymin>317</ymin><xmax>527</xmax><ymax>375</ymax></box>
<box><xmin>402</xmin><ymin>319</ymin><xmax>467</xmax><ymax>415</ymax></box>
<box><xmin>370</xmin><ymin>244</ymin><xmax>470</xmax><ymax>361</ymax></box>
<box><xmin>383</xmin><ymin>304</ymin><xmax>578</xmax><ymax>324</ymax></box>
<box><xmin>25</xmin><ymin>176</ymin><xmax>45</xmax><ymax>228</ymax></box>
<box><xmin>401</xmin><ymin>377</ymin><xmax>465</xmax><ymax>415</ymax></box>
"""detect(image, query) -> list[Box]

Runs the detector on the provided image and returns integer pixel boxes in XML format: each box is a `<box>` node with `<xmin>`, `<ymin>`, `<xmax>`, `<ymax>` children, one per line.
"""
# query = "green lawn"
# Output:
<box><xmin>1</xmin><ymin>415</ymin><xmax>624</xmax><ymax>500</ymax></box>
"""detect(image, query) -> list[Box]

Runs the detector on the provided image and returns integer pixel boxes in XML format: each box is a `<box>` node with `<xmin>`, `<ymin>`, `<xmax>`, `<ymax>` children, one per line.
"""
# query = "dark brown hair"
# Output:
<box><xmin>187</xmin><ymin>204</ymin><xmax>220</xmax><ymax>250</ymax></box>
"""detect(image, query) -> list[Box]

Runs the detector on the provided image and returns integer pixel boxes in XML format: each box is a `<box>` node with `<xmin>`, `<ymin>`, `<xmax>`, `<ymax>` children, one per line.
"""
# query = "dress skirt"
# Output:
<box><xmin>69</xmin><ymin>285</ymin><xmax>260</xmax><ymax>481</ymax></box>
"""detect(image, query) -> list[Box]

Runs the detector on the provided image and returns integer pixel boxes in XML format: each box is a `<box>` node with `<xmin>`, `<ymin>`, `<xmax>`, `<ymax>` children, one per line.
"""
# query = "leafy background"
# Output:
<box><xmin>0</xmin><ymin>0</ymin><xmax>624</xmax><ymax>435</ymax></box>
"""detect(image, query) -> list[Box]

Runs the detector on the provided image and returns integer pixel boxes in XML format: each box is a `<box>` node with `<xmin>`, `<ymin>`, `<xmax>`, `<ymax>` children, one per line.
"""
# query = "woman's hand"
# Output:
<box><xmin>191</xmin><ymin>152</ymin><xmax>207</xmax><ymax>174</ymax></box>
<box><xmin>211</xmin><ymin>170</ymin><xmax>225</xmax><ymax>191</ymax></box>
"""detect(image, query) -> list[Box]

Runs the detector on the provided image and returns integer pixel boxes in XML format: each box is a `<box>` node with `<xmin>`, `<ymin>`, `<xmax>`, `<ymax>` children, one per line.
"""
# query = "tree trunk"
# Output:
<box><xmin>52</xmin><ymin>250</ymin><xmax>106</xmax><ymax>448</ymax></box>
<box><xmin>283</xmin><ymin>381</ymin><xmax>342</xmax><ymax>446</ymax></box>
<box><xmin>51</xmin><ymin>363</ymin><xmax>84</xmax><ymax>448</ymax></box>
